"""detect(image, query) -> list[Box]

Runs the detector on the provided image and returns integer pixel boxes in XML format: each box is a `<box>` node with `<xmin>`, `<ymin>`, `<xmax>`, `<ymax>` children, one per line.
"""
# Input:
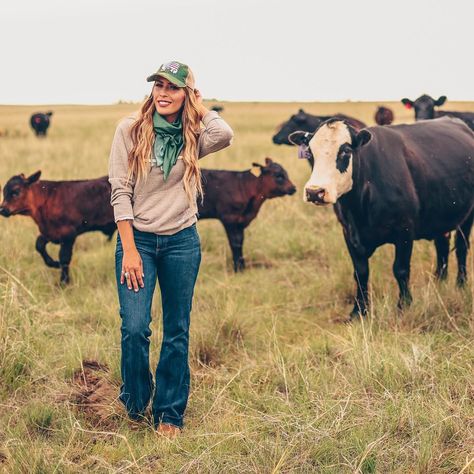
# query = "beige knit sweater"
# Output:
<box><xmin>108</xmin><ymin>111</ymin><xmax>233</xmax><ymax>235</ymax></box>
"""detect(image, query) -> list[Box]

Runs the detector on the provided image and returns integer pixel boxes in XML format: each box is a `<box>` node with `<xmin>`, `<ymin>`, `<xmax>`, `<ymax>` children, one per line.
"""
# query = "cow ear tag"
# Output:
<box><xmin>298</xmin><ymin>144</ymin><xmax>310</xmax><ymax>160</ymax></box>
<box><xmin>250</xmin><ymin>166</ymin><xmax>262</xmax><ymax>177</ymax></box>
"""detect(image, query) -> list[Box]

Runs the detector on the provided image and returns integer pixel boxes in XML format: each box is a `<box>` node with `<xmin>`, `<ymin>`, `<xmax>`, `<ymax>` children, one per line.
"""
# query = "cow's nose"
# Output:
<box><xmin>288</xmin><ymin>185</ymin><xmax>297</xmax><ymax>195</ymax></box>
<box><xmin>0</xmin><ymin>207</ymin><xmax>10</xmax><ymax>217</ymax></box>
<box><xmin>305</xmin><ymin>187</ymin><xmax>326</xmax><ymax>204</ymax></box>
<box><xmin>272</xmin><ymin>135</ymin><xmax>281</xmax><ymax>144</ymax></box>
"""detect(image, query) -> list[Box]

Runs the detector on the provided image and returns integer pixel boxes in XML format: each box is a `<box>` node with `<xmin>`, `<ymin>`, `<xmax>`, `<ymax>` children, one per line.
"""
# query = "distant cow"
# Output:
<box><xmin>0</xmin><ymin>172</ymin><xmax>116</xmax><ymax>284</ymax></box>
<box><xmin>291</xmin><ymin>117</ymin><xmax>474</xmax><ymax>319</ymax></box>
<box><xmin>211</xmin><ymin>105</ymin><xmax>224</xmax><ymax>113</ymax></box>
<box><xmin>374</xmin><ymin>106</ymin><xmax>394</xmax><ymax>125</ymax></box>
<box><xmin>30</xmin><ymin>112</ymin><xmax>53</xmax><ymax>136</ymax></box>
<box><xmin>401</xmin><ymin>95</ymin><xmax>474</xmax><ymax>130</ymax></box>
<box><xmin>198</xmin><ymin>158</ymin><xmax>296</xmax><ymax>271</ymax></box>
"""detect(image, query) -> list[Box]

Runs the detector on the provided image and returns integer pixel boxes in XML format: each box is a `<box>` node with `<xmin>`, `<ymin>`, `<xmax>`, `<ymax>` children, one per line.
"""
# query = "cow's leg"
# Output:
<box><xmin>455</xmin><ymin>212</ymin><xmax>473</xmax><ymax>287</ymax></box>
<box><xmin>393</xmin><ymin>239</ymin><xmax>414</xmax><ymax>309</ymax></box>
<box><xmin>35</xmin><ymin>235</ymin><xmax>60</xmax><ymax>268</ymax></box>
<box><xmin>59</xmin><ymin>237</ymin><xmax>76</xmax><ymax>285</ymax></box>
<box><xmin>434</xmin><ymin>233</ymin><xmax>450</xmax><ymax>281</ymax></box>
<box><xmin>223</xmin><ymin>224</ymin><xmax>245</xmax><ymax>272</ymax></box>
<box><xmin>344</xmin><ymin>237</ymin><xmax>371</xmax><ymax>319</ymax></box>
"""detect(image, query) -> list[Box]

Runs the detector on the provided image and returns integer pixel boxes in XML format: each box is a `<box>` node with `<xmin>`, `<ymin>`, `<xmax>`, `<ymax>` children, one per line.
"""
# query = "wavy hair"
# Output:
<box><xmin>128</xmin><ymin>86</ymin><xmax>203</xmax><ymax>203</ymax></box>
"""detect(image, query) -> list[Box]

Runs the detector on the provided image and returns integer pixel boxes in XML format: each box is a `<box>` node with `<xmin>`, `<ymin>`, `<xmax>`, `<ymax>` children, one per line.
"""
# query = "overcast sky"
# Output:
<box><xmin>1</xmin><ymin>0</ymin><xmax>472</xmax><ymax>104</ymax></box>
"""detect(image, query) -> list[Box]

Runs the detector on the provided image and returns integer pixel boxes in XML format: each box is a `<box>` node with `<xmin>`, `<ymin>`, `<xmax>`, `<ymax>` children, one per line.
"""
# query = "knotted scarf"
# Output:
<box><xmin>152</xmin><ymin>111</ymin><xmax>184</xmax><ymax>180</ymax></box>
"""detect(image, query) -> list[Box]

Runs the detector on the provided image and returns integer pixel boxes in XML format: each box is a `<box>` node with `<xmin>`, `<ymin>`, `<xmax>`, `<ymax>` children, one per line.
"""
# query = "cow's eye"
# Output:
<box><xmin>336</xmin><ymin>151</ymin><xmax>351</xmax><ymax>173</ymax></box>
<box><xmin>11</xmin><ymin>190</ymin><xmax>20</xmax><ymax>197</ymax></box>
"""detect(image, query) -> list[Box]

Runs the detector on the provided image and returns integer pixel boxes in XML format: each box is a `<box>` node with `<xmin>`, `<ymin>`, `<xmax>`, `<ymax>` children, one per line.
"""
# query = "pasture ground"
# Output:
<box><xmin>0</xmin><ymin>101</ymin><xmax>473</xmax><ymax>473</ymax></box>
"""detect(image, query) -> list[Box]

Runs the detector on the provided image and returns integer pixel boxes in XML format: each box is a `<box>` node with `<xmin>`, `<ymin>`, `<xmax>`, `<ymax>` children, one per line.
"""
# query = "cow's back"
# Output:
<box><xmin>39</xmin><ymin>177</ymin><xmax>114</xmax><ymax>235</ymax></box>
<box><xmin>359</xmin><ymin>117</ymin><xmax>474</xmax><ymax>240</ymax></box>
<box><xmin>199</xmin><ymin>169</ymin><xmax>246</xmax><ymax>219</ymax></box>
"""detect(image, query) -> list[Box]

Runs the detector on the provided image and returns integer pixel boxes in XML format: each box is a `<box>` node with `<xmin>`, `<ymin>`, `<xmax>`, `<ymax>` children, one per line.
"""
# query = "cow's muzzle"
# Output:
<box><xmin>305</xmin><ymin>186</ymin><xmax>327</xmax><ymax>205</ymax></box>
<box><xmin>0</xmin><ymin>207</ymin><xmax>11</xmax><ymax>217</ymax></box>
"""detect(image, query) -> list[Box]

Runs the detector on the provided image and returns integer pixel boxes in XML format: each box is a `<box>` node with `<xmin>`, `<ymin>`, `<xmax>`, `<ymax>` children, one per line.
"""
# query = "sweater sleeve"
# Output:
<box><xmin>108</xmin><ymin>119</ymin><xmax>135</xmax><ymax>222</ymax></box>
<box><xmin>198</xmin><ymin>111</ymin><xmax>234</xmax><ymax>159</ymax></box>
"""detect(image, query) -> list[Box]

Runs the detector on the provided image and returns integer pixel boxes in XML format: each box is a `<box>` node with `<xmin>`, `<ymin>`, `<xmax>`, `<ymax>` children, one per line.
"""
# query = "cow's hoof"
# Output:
<box><xmin>456</xmin><ymin>275</ymin><xmax>467</xmax><ymax>288</ymax></box>
<box><xmin>59</xmin><ymin>276</ymin><xmax>71</xmax><ymax>287</ymax></box>
<box><xmin>348</xmin><ymin>311</ymin><xmax>364</xmax><ymax>322</ymax></box>
<box><xmin>435</xmin><ymin>268</ymin><xmax>448</xmax><ymax>281</ymax></box>
<box><xmin>233</xmin><ymin>260</ymin><xmax>246</xmax><ymax>272</ymax></box>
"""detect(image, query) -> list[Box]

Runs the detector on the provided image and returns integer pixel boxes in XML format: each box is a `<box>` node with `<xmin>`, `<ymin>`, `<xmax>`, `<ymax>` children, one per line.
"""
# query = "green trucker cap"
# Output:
<box><xmin>146</xmin><ymin>61</ymin><xmax>195</xmax><ymax>89</ymax></box>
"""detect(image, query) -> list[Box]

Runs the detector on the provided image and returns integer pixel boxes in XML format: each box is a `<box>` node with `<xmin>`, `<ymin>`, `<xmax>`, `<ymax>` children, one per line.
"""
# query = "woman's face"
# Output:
<box><xmin>152</xmin><ymin>76</ymin><xmax>186</xmax><ymax>123</ymax></box>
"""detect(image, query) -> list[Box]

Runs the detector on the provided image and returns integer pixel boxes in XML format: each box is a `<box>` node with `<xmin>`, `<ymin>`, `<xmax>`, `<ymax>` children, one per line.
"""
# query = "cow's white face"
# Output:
<box><xmin>303</xmin><ymin>121</ymin><xmax>354</xmax><ymax>205</ymax></box>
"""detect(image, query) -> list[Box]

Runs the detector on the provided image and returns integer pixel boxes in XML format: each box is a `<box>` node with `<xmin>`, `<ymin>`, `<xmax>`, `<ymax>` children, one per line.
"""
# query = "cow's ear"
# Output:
<box><xmin>354</xmin><ymin>130</ymin><xmax>372</xmax><ymax>148</ymax></box>
<box><xmin>435</xmin><ymin>96</ymin><xmax>447</xmax><ymax>107</ymax></box>
<box><xmin>401</xmin><ymin>98</ymin><xmax>413</xmax><ymax>109</ymax></box>
<box><xmin>264</xmin><ymin>157</ymin><xmax>273</xmax><ymax>166</ymax></box>
<box><xmin>250</xmin><ymin>164</ymin><xmax>262</xmax><ymax>177</ymax></box>
<box><xmin>288</xmin><ymin>131</ymin><xmax>313</xmax><ymax>146</ymax></box>
<box><xmin>298</xmin><ymin>108</ymin><xmax>305</xmax><ymax>113</ymax></box>
<box><xmin>27</xmin><ymin>170</ymin><xmax>41</xmax><ymax>184</ymax></box>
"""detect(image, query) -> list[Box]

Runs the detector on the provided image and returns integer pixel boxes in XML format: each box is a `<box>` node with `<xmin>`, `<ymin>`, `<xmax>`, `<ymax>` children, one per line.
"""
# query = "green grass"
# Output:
<box><xmin>0</xmin><ymin>101</ymin><xmax>473</xmax><ymax>473</ymax></box>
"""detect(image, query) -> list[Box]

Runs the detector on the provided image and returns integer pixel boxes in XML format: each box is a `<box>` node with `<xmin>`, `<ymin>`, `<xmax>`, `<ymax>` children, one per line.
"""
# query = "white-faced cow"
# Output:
<box><xmin>291</xmin><ymin>117</ymin><xmax>474</xmax><ymax>319</ymax></box>
<box><xmin>401</xmin><ymin>95</ymin><xmax>474</xmax><ymax>131</ymax></box>
<box><xmin>30</xmin><ymin>112</ymin><xmax>53</xmax><ymax>137</ymax></box>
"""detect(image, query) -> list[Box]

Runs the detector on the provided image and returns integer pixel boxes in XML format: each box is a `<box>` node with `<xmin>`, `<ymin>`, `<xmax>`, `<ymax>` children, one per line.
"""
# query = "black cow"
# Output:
<box><xmin>374</xmin><ymin>106</ymin><xmax>394</xmax><ymax>125</ymax></box>
<box><xmin>0</xmin><ymin>172</ymin><xmax>115</xmax><ymax>284</ymax></box>
<box><xmin>211</xmin><ymin>105</ymin><xmax>224</xmax><ymax>113</ymax></box>
<box><xmin>198</xmin><ymin>158</ymin><xmax>296</xmax><ymax>271</ymax></box>
<box><xmin>401</xmin><ymin>95</ymin><xmax>474</xmax><ymax>130</ymax></box>
<box><xmin>273</xmin><ymin>109</ymin><xmax>366</xmax><ymax>145</ymax></box>
<box><xmin>291</xmin><ymin>117</ymin><xmax>474</xmax><ymax>319</ymax></box>
<box><xmin>30</xmin><ymin>112</ymin><xmax>53</xmax><ymax>137</ymax></box>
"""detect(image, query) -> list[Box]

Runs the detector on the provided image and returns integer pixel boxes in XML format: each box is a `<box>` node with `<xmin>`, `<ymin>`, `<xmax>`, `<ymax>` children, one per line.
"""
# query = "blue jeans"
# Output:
<box><xmin>115</xmin><ymin>224</ymin><xmax>201</xmax><ymax>428</ymax></box>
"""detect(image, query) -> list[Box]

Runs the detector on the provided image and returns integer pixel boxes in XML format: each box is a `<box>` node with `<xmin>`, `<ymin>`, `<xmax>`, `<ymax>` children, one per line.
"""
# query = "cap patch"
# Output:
<box><xmin>161</xmin><ymin>62</ymin><xmax>180</xmax><ymax>74</ymax></box>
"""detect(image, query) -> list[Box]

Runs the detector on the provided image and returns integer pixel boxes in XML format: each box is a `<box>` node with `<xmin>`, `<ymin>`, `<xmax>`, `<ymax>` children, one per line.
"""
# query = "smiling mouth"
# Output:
<box><xmin>157</xmin><ymin>100</ymin><xmax>172</xmax><ymax>107</ymax></box>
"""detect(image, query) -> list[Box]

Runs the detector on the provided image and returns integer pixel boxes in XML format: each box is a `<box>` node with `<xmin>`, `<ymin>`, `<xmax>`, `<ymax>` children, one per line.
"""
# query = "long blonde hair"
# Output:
<box><xmin>128</xmin><ymin>86</ymin><xmax>203</xmax><ymax>202</ymax></box>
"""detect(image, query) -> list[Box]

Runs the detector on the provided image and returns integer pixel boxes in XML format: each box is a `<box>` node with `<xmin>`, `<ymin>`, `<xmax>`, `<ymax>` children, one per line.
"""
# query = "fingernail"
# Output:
<box><xmin>128</xmin><ymin>286</ymin><xmax>131</xmax><ymax>290</ymax></box>
<box><xmin>134</xmin><ymin>289</ymin><xmax>138</xmax><ymax>292</ymax></box>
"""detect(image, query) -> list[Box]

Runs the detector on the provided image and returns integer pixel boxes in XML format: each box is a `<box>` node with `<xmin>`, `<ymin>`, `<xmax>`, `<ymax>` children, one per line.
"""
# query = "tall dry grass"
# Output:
<box><xmin>0</xmin><ymin>101</ymin><xmax>473</xmax><ymax>473</ymax></box>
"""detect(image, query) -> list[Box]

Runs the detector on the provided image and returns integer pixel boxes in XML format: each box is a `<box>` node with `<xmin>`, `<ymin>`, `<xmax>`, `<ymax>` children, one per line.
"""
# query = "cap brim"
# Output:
<box><xmin>146</xmin><ymin>72</ymin><xmax>187</xmax><ymax>88</ymax></box>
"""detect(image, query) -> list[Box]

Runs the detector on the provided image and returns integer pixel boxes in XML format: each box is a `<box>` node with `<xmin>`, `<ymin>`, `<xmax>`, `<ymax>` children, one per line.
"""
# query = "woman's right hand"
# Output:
<box><xmin>121</xmin><ymin>248</ymin><xmax>144</xmax><ymax>291</ymax></box>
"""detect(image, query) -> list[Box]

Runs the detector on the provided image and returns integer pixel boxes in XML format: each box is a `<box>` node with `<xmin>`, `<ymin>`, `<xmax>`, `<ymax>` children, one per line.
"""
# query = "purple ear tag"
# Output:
<box><xmin>298</xmin><ymin>144</ymin><xmax>310</xmax><ymax>160</ymax></box>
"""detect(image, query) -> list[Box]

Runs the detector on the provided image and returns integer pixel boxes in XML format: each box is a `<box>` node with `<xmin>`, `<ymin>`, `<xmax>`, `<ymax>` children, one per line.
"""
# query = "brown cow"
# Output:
<box><xmin>374</xmin><ymin>106</ymin><xmax>394</xmax><ymax>125</ymax></box>
<box><xmin>0</xmin><ymin>171</ymin><xmax>115</xmax><ymax>284</ymax></box>
<box><xmin>198</xmin><ymin>158</ymin><xmax>296</xmax><ymax>271</ymax></box>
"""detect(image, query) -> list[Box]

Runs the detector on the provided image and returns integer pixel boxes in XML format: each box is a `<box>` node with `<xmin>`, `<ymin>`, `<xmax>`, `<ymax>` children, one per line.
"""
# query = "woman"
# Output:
<box><xmin>108</xmin><ymin>61</ymin><xmax>233</xmax><ymax>436</ymax></box>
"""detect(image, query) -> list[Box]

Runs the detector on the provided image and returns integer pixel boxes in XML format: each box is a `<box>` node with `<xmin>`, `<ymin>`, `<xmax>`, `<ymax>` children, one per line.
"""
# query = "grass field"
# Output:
<box><xmin>0</xmin><ymin>100</ymin><xmax>473</xmax><ymax>473</ymax></box>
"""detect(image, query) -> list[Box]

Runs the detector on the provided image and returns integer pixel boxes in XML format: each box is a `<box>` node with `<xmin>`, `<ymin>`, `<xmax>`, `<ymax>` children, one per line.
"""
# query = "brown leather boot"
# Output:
<box><xmin>156</xmin><ymin>423</ymin><xmax>181</xmax><ymax>438</ymax></box>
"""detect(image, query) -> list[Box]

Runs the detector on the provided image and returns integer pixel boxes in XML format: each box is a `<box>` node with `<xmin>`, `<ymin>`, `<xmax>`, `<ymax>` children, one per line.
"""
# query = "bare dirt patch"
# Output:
<box><xmin>69</xmin><ymin>360</ymin><xmax>123</xmax><ymax>429</ymax></box>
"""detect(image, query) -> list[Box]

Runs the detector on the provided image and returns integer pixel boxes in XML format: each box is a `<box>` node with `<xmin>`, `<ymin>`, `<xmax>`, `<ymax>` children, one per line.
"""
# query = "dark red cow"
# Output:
<box><xmin>0</xmin><ymin>172</ymin><xmax>115</xmax><ymax>284</ymax></box>
<box><xmin>198</xmin><ymin>158</ymin><xmax>296</xmax><ymax>271</ymax></box>
<box><xmin>374</xmin><ymin>106</ymin><xmax>394</xmax><ymax>125</ymax></box>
